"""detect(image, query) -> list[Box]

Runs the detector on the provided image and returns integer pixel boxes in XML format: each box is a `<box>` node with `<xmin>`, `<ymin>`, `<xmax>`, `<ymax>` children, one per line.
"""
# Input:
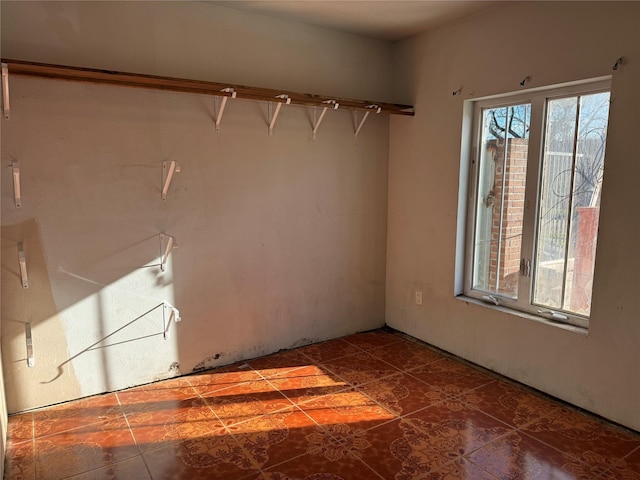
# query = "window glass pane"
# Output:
<box><xmin>534</xmin><ymin>97</ymin><xmax>577</xmax><ymax>309</ymax></box>
<box><xmin>473</xmin><ymin>104</ymin><xmax>530</xmax><ymax>297</ymax></box>
<box><xmin>566</xmin><ymin>92</ymin><xmax>610</xmax><ymax>315</ymax></box>
<box><xmin>534</xmin><ymin>92</ymin><xmax>609</xmax><ymax>316</ymax></box>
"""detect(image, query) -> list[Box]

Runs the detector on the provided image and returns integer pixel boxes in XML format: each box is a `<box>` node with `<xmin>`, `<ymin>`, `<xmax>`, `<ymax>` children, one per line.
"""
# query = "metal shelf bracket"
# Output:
<box><xmin>163</xmin><ymin>303</ymin><xmax>182</xmax><ymax>340</ymax></box>
<box><xmin>11</xmin><ymin>160</ymin><xmax>21</xmax><ymax>207</ymax></box>
<box><xmin>18</xmin><ymin>242</ymin><xmax>28</xmax><ymax>288</ymax></box>
<box><xmin>268</xmin><ymin>94</ymin><xmax>291</xmax><ymax>135</ymax></box>
<box><xmin>162</xmin><ymin>160</ymin><xmax>181</xmax><ymax>200</ymax></box>
<box><xmin>159</xmin><ymin>233</ymin><xmax>178</xmax><ymax>272</ymax></box>
<box><xmin>215</xmin><ymin>87</ymin><xmax>236</xmax><ymax>132</ymax></box>
<box><xmin>354</xmin><ymin>104</ymin><xmax>382</xmax><ymax>138</ymax></box>
<box><xmin>312</xmin><ymin>100</ymin><xmax>339</xmax><ymax>139</ymax></box>
<box><xmin>2</xmin><ymin>62</ymin><xmax>9</xmax><ymax>119</ymax></box>
<box><xmin>26</xmin><ymin>323</ymin><xmax>34</xmax><ymax>367</ymax></box>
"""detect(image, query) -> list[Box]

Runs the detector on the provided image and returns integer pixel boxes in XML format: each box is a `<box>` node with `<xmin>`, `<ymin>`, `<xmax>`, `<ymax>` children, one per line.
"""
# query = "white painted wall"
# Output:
<box><xmin>0</xmin><ymin>2</ymin><xmax>390</xmax><ymax>413</ymax></box>
<box><xmin>387</xmin><ymin>1</ymin><xmax>640</xmax><ymax>431</ymax></box>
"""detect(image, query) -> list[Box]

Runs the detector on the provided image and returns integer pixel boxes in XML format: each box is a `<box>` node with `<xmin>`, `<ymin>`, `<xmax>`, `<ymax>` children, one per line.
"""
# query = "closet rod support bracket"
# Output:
<box><xmin>312</xmin><ymin>100</ymin><xmax>339</xmax><ymax>139</ymax></box>
<box><xmin>2</xmin><ymin>62</ymin><xmax>9</xmax><ymax>119</ymax></box>
<box><xmin>353</xmin><ymin>104</ymin><xmax>381</xmax><ymax>137</ymax></box>
<box><xmin>163</xmin><ymin>303</ymin><xmax>181</xmax><ymax>340</ymax></box>
<box><xmin>159</xmin><ymin>234</ymin><xmax>178</xmax><ymax>272</ymax></box>
<box><xmin>268</xmin><ymin>94</ymin><xmax>291</xmax><ymax>135</ymax></box>
<box><xmin>18</xmin><ymin>242</ymin><xmax>28</xmax><ymax>288</ymax></box>
<box><xmin>26</xmin><ymin>323</ymin><xmax>34</xmax><ymax>367</ymax></box>
<box><xmin>215</xmin><ymin>88</ymin><xmax>236</xmax><ymax>132</ymax></box>
<box><xmin>162</xmin><ymin>160</ymin><xmax>181</xmax><ymax>200</ymax></box>
<box><xmin>11</xmin><ymin>160</ymin><xmax>21</xmax><ymax>207</ymax></box>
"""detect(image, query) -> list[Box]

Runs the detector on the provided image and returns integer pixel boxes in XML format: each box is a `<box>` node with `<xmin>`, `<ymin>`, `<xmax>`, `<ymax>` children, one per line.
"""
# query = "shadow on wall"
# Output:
<box><xmin>1</xmin><ymin>217</ymin><xmax>178</xmax><ymax>412</ymax></box>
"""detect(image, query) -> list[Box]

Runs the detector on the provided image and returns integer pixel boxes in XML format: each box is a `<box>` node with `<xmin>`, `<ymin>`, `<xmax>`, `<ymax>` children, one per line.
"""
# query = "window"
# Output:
<box><xmin>463</xmin><ymin>80</ymin><xmax>611</xmax><ymax>328</ymax></box>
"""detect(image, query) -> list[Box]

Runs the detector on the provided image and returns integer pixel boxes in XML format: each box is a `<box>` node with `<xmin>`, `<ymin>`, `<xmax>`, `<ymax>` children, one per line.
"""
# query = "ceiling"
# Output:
<box><xmin>215</xmin><ymin>1</ymin><xmax>504</xmax><ymax>42</ymax></box>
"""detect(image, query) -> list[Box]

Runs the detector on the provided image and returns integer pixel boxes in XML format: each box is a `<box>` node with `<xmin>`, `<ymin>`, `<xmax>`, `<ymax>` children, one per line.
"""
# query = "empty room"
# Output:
<box><xmin>1</xmin><ymin>1</ymin><xmax>639</xmax><ymax>479</ymax></box>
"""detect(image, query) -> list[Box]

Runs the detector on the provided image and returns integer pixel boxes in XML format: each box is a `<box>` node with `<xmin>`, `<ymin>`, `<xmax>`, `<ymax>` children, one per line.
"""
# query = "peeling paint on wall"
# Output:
<box><xmin>290</xmin><ymin>338</ymin><xmax>314</xmax><ymax>348</ymax></box>
<box><xmin>192</xmin><ymin>354</ymin><xmax>224</xmax><ymax>373</ymax></box>
<box><xmin>153</xmin><ymin>362</ymin><xmax>181</xmax><ymax>383</ymax></box>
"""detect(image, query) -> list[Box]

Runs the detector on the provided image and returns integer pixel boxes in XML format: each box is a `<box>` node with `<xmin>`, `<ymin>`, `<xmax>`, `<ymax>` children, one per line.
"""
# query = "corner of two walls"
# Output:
<box><xmin>0</xmin><ymin>2</ymin><xmax>393</xmax><ymax>413</ymax></box>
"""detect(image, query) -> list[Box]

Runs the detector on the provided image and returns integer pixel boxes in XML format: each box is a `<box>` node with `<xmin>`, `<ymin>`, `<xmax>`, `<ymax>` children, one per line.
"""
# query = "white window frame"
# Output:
<box><xmin>460</xmin><ymin>78</ymin><xmax>611</xmax><ymax>330</ymax></box>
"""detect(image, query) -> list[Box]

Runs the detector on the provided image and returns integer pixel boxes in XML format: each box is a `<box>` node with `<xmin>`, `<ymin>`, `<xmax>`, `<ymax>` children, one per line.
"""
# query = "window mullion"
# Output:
<box><xmin>517</xmin><ymin>96</ymin><xmax>545</xmax><ymax>310</ymax></box>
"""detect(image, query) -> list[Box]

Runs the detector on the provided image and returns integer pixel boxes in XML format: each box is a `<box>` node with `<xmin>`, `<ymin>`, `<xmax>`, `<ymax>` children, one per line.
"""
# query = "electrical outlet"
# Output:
<box><xmin>415</xmin><ymin>290</ymin><xmax>423</xmax><ymax>306</ymax></box>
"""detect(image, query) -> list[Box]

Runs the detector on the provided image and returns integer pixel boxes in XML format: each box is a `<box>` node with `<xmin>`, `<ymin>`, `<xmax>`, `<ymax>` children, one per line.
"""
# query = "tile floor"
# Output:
<box><xmin>4</xmin><ymin>329</ymin><xmax>640</xmax><ymax>479</ymax></box>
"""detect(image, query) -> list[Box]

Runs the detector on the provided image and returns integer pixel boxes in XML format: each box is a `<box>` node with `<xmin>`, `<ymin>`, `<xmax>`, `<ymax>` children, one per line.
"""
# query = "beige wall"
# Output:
<box><xmin>0</xmin><ymin>5</ymin><xmax>8</xmax><ymax>475</ymax></box>
<box><xmin>387</xmin><ymin>1</ymin><xmax>640</xmax><ymax>430</ymax></box>
<box><xmin>0</xmin><ymin>1</ymin><xmax>390</xmax><ymax>413</ymax></box>
<box><xmin>1</xmin><ymin>1</ymin><xmax>394</xmax><ymax>102</ymax></box>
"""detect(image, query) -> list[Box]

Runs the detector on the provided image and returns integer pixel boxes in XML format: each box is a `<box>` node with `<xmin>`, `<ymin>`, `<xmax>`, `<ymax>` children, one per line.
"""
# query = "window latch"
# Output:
<box><xmin>537</xmin><ymin>309</ymin><xmax>569</xmax><ymax>322</ymax></box>
<box><xmin>482</xmin><ymin>294</ymin><xmax>500</xmax><ymax>306</ymax></box>
<box><xmin>520</xmin><ymin>258</ymin><xmax>531</xmax><ymax>277</ymax></box>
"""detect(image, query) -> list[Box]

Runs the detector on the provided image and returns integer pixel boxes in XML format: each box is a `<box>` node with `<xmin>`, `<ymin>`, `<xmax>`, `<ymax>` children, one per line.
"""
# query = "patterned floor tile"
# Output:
<box><xmin>429</xmin><ymin>458</ymin><xmax>500</xmax><ymax>480</ymax></box>
<box><xmin>560</xmin><ymin>450</ymin><xmax>630</xmax><ymax>480</ymax></box>
<box><xmin>471</xmin><ymin>380</ymin><xmax>565</xmax><ymax>429</ymax></box>
<box><xmin>296</xmin><ymin>338</ymin><xmax>364</xmax><ymax>363</ymax></box>
<box><xmin>34</xmin><ymin>416</ymin><xmax>139</xmax><ymax>480</ymax></box>
<box><xmin>143</xmin><ymin>433</ymin><xmax>262</xmax><ymax>480</ymax></box>
<box><xmin>262</xmin><ymin>441</ymin><xmax>384</xmax><ymax>480</ymax></box>
<box><xmin>7</xmin><ymin>412</ymin><xmax>33</xmax><ymax>444</ymax></box>
<box><xmin>408</xmin><ymin>358</ymin><xmax>495</xmax><ymax>391</ymax></box>
<box><xmin>367</xmin><ymin>338</ymin><xmax>445</xmax><ymax>372</ymax></box>
<box><xmin>64</xmin><ymin>455</ymin><xmax>152</xmax><ymax>479</ymax></box>
<box><xmin>146</xmin><ymin>376</ymin><xmax>194</xmax><ymax>390</ymax></box>
<box><xmin>247</xmin><ymin>349</ymin><xmax>312</xmax><ymax>379</ymax></box>
<box><xmin>356</xmin><ymin>371</ymin><xmax>461</xmax><ymax>416</ymax></box>
<box><xmin>298</xmin><ymin>388</ymin><xmax>396</xmax><ymax>430</ymax></box>
<box><xmin>521</xmin><ymin>405</ymin><xmax>640</xmax><ymax>462</ymax></box>
<box><xmin>33</xmin><ymin>393</ymin><xmax>122</xmax><ymax>438</ymax></box>
<box><xmin>201</xmin><ymin>379</ymin><xmax>294</xmax><ymax>427</ymax></box>
<box><xmin>357</xmin><ymin>416</ymin><xmax>435</xmax><ymax>479</ymax></box>
<box><xmin>229</xmin><ymin>407</ymin><xmax>327</xmax><ymax>470</ymax></box>
<box><xmin>188</xmin><ymin>362</ymin><xmax>263</xmax><ymax>396</ymax></box>
<box><xmin>360</xmin><ymin>406</ymin><xmax>512</xmax><ymax>479</ymax></box>
<box><xmin>469</xmin><ymin>430</ymin><xmax>581</xmax><ymax>479</ymax></box>
<box><xmin>4</xmin><ymin>438</ymin><xmax>35</xmax><ymax>479</ymax></box>
<box><xmin>267</xmin><ymin>365</ymin><xmax>351</xmax><ymax>405</ymax></box>
<box><xmin>601</xmin><ymin>445</ymin><xmax>640</xmax><ymax>480</ymax></box>
<box><xmin>116</xmin><ymin>379</ymin><xmax>198</xmax><ymax>415</ymax></box>
<box><xmin>405</xmin><ymin>404</ymin><xmax>512</xmax><ymax>457</ymax></box>
<box><xmin>320</xmin><ymin>351</ymin><xmax>402</xmax><ymax>387</ymax></box>
<box><xmin>125</xmin><ymin>396</ymin><xmax>226</xmax><ymax>452</ymax></box>
<box><xmin>341</xmin><ymin>330</ymin><xmax>403</xmax><ymax>351</ymax></box>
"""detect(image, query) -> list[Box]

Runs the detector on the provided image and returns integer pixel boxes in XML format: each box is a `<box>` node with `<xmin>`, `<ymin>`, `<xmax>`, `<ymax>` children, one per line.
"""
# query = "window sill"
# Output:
<box><xmin>455</xmin><ymin>295</ymin><xmax>589</xmax><ymax>336</ymax></box>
